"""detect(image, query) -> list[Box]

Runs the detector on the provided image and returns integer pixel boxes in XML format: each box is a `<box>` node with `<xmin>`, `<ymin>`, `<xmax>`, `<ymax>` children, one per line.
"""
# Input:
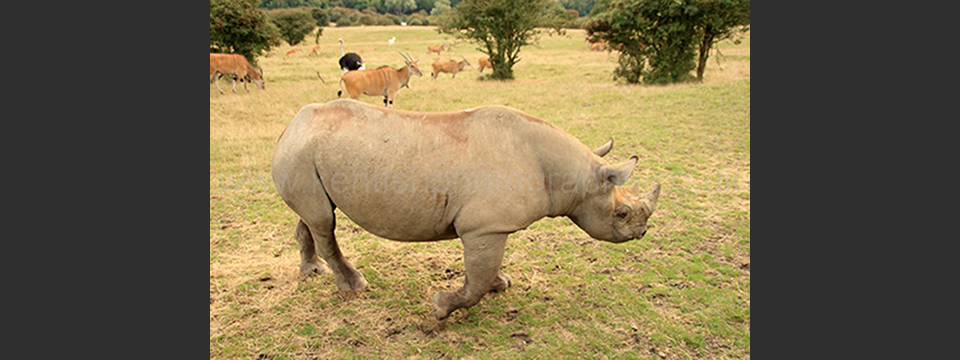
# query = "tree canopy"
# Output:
<box><xmin>587</xmin><ymin>0</ymin><xmax>749</xmax><ymax>84</ymax></box>
<box><xmin>257</xmin><ymin>0</ymin><xmax>585</xmax><ymax>18</ymax></box>
<box><xmin>211</xmin><ymin>0</ymin><xmax>281</xmax><ymax>65</ymax></box>
<box><xmin>267</xmin><ymin>7</ymin><xmax>317</xmax><ymax>46</ymax></box>
<box><xmin>438</xmin><ymin>0</ymin><xmax>564</xmax><ymax>80</ymax></box>
<box><xmin>385</xmin><ymin>0</ymin><xmax>417</xmax><ymax>16</ymax></box>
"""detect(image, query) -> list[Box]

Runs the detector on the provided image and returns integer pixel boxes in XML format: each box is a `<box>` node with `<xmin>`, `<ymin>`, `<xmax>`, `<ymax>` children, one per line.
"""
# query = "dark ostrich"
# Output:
<box><xmin>338</xmin><ymin>38</ymin><xmax>364</xmax><ymax>73</ymax></box>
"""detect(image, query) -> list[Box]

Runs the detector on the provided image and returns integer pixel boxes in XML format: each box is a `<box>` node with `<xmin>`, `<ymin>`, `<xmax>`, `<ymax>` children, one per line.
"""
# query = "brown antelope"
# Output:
<box><xmin>431</xmin><ymin>56</ymin><xmax>471</xmax><ymax>80</ymax></box>
<box><xmin>427</xmin><ymin>43</ymin><xmax>446</xmax><ymax>57</ymax></box>
<box><xmin>308</xmin><ymin>45</ymin><xmax>322</xmax><ymax>56</ymax></box>
<box><xmin>284</xmin><ymin>47</ymin><xmax>301</xmax><ymax>59</ymax></box>
<box><xmin>589</xmin><ymin>39</ymin><xmax>608</xmax><ymax>52</ymax></box>
<box><xmin>478</xmin><ymin>57</ymin><xmax>492</xmax><ymax>75</ymax></box>
<box><xmin>337</xmin><ymin>51</ymin><xmax>422</xmax><ymax>108</ymax></box>
<box><xmin>210</xmin><ymin>53</ymin><xmax>264</xmax><ymax>94</ymax></box>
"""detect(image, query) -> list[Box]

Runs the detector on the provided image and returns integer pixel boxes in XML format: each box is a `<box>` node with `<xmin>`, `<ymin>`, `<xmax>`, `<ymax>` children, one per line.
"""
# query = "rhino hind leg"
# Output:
<box><xmin>295</xmin><ymin>219</ymin><xmax>330</xmax><ymax>276</ymax></box>
<box><xmin>433</xmin><ymin>233</ymin><xmax>508</xmax><ymax>320</ymax></box>
<box><xmin>302</xmin><ymin>210</ymin><xmax>368</xmax><ymax>292</ymax></box>
<box><xmin>278</xmin><ymin>161</ymin><xmax>367</xmax><ymax>291</ymax></box>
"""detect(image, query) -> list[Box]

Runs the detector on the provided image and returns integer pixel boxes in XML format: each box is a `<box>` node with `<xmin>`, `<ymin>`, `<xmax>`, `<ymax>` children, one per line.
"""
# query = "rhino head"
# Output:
<box><xmin>567</xmin><ymin>140</ymin><xmax>661</xmax><ymax>243</ymax></box>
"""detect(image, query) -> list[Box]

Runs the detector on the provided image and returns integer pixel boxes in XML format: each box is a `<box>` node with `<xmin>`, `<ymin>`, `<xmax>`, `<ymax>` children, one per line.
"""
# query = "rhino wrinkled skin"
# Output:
<box><xmin>271</xmin><ymin>99</ymin><xmax>660</xmax><ymax>320</ymax></box>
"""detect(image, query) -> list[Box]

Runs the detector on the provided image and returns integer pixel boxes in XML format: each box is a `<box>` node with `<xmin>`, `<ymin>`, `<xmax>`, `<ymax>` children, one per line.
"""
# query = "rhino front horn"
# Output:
<box><xmin>646</xmin><ymin>182</ymin><xmax>661</xmax><ymax>213</ymax></box>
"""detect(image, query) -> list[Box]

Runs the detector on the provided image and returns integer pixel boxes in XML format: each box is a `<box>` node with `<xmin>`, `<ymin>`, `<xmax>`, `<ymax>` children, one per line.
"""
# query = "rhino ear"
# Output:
<box><xmin>593</xmin><ymin>138</ymin><xmax>614</xmax><ymax>157</ymax></box>
<box><xmin>598</xmin><ymin>155</ymin><xmax>638</xmax><ymax>186</ymax></box>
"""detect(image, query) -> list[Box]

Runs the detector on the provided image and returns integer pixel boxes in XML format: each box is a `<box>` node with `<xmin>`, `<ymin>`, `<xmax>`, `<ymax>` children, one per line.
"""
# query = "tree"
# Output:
<box><xmin>310</xmin><ymin>7</ymin><xmax>330</xmax><ymax>27</ymax></box>
<box><xmin>430</xmin><ymin>0</ymin><xmax>450</xmax><ymax>16</ymax></box>
<box><xmin>385</xmin><ymin>0</ymin><xmax>416</xmax><ymax>16</ymax></box>
<box><xmin>438</xmin><ymin>0</ymin><xmax>563</xmax><ymax>80</ymax></box>
<box><xmin>259</xmin><ymin>0</ymin><xmax>331</xmax><ymax>9</ymax></box>
<box><xmin>415</xmin><ymin>0</ymin><xmax>436</xmax><ymax>13</ymax></box>
<box><xmin>541</xmin><ymin>0</ymin><xmax>576</xmax><ymax>32</ymax></box>
<box><xmin>587</xmin><ymin>0</ymin><xmax>749</xmax><ymax>84</ymax></box>
<box><xmin>692</xmin><ymin>0</ymin><xmax>750</xmax><ymax>80</ymax></box>
<box><xmin>210</xmin><ymin>0</ymin><xmax>281</xmax><ymax>66</ymax></box>
<box><xmin>559</xmin><ymin>0</ymin><xmax>594</xmax><ymax>17</ymax></box>
<box><xmin>267</xmin><ymin>8</ymin><xmax>317</xmax><ymax>46</ymax></box>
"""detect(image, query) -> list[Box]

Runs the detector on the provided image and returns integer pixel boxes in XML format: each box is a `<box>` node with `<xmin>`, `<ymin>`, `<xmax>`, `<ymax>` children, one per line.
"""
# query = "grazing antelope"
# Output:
<box><xmin>285</xmin><ymin>46</ymin><xmax>301</xmax><ymax>59</ymax></box>
<box><xmin>337</xmin><ymin>51</ymin><xmax>422</xmax><ymax>108</ymax></box>
<box><xmin>427</xmin><ymin>43</ymin><xmax>446</xmax><ymax>57</ymax></box>
<box><xmin>309</xmin><ymin>45</ymin><xmax>322</xmax><ymax>56</ymax></box>
<box><xmin>430</xmin><ymin>56</ymin><xmax>471</xmax><ymax>80</ymax></box>
<box><xmin>478</xmin><ymin>57</ymin><xmax>492</xmax><ymax>75</ymax></box>
<box><xmin>588</xmin><ymin>39</ymin><xmax>608</xmax><ymax>52</ymax></box>
<box><xmin>338</xmin><ymin>38</ymin><xmax>364</xmax><ymax>73</ymax></box>
<box><xmin>210</xmin><ymin>53</ymin><xmax>264</xmax><ymax>94</ymax></box>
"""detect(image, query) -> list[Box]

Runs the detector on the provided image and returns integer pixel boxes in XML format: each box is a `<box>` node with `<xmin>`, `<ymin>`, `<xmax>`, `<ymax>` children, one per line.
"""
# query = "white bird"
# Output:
<box><xmin>388</xmin><ymin>37</ymin><xmax>396</xmax><ymax>46</ymax></box>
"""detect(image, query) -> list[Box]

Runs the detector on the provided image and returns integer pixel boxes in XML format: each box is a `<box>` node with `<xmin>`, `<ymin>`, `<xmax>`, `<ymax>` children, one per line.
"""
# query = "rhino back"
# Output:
<box><xmin>285</xmin><ymin>99</ymin><xmax>596</xmax><ymax>240</ymax></box>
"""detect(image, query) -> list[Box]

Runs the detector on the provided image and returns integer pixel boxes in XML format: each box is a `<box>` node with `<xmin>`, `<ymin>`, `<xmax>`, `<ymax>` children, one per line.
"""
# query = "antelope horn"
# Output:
<box><xmin>397</xmin><ymin>50</ymin><xmax>411</xmax><ymax>63</ymax></box>
<box><xmin>406</xmin><ymin>51</ymin><xmax>417</xmax><ymax>63</ymax></box>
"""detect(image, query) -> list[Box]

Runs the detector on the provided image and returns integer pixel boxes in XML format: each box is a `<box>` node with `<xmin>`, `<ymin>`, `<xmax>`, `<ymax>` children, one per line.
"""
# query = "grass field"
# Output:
<box><xmin>210</xmin><ymin>25</ymin><xmax>750</xmax><ymax>359</ymax></box>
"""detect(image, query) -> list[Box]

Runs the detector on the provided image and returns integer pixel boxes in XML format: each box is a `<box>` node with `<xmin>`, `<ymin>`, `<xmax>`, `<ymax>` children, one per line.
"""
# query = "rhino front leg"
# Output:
<box><xmin>490</xmin><ymin>271</ymin><xmax>512</xmax><ymax>292</ymax></box>
<box><xmin>433</xmin><ymin>233</ymin><xmax>508</xmax><ymax>320</ymax></box>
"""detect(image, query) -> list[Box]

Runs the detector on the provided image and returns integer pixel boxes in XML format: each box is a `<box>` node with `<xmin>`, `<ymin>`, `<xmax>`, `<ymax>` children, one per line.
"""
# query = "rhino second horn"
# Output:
<box><xmin>646</xmin><ymin>182</ymin><xmax>661</xmax><ymax>213</ymax></box>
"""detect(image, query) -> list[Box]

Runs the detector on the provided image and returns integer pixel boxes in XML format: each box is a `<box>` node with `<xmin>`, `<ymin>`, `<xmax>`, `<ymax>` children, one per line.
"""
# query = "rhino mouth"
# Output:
<box><xmin>609</xmin><ymin>235</ymin><xmax>636</xmax><ymax>244</ymax></box>
<box><xmin>611</xmin><ymin>228</ymin><xmax>647</xmax><ymax>243</ymax></box>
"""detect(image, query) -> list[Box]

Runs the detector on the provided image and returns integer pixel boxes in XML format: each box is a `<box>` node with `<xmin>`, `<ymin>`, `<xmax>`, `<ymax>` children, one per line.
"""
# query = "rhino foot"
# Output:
<box><xmin>334</xmin><ymin>272</ymin><xmax>368</xmax><ymax>292</ymax></box>
<box><xmin>490</xmin><ymin>271</ymin><xmax>512</xmax><ymax>292</ymax></box>
<box><xmin>300</xmin><ymin>261</ymin><xmax>330</xmax><ymax>276</ymax></box>
<box><xmin>433</xmin><ymin>291</ymin><xmax>456</xmax><ymax>321</ymax></box>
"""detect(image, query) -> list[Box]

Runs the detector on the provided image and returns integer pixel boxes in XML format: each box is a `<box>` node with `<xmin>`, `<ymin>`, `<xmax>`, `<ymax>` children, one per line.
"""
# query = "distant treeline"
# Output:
<box><xmin>259</xmin><ymin>0</ymin><xmax>595</xmax><ymax>17</ymax></box>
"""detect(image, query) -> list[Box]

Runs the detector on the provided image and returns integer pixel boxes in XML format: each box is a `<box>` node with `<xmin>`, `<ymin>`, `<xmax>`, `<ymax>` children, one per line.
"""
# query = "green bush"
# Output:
<box><xmin>346</xmin><ymin>12</ymin><xmax>361</xmax><ymax>24</ymax></box>
<box><xmin>358</xmin><ymin>14</ymin><xmax>377</xmax><ymax>25</ymax></box>
<box><xmin>385</xmin><ymin>13</ymin><xmax>402</xmax><ymax>25</ymax></box>
<box><xmin>328</xmin><ymin>7</ymin><xmax>359</xmax><ymax>23</ymax></box>
<box><xmin>267</xmin><ymin>8</ymin><xmax>316</xmax><ymax>46</ymax></box>
<box><xmin>406</xmin><ymin>13</ymin><xmax>429</xmax><ymax>25</ymax></box>
<box><xmin>327</xmin><ymin>8</ymin><xmax>343</xmax><ymax>22</ymax></box>
<box><xmin>310</xmin><ymin>8</ymin><xmax>330</xmax><ymax>27</ymax></box>
<box><xmin>563</xmin><ymin>9</ymin><xmax>580</xmax><ymax>28</ymax></box>
<box><xmin>210</xmin><ymin>0</ymin><xmax>280</xmax><ymax>66</ymax></box>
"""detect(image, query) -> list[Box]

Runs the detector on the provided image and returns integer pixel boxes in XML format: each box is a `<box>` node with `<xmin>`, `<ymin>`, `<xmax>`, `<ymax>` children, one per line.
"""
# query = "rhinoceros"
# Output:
<box><xmin>271</xmin><ymin>99</ymin><xmax>660</xmax><ymax>320</ymax></box>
